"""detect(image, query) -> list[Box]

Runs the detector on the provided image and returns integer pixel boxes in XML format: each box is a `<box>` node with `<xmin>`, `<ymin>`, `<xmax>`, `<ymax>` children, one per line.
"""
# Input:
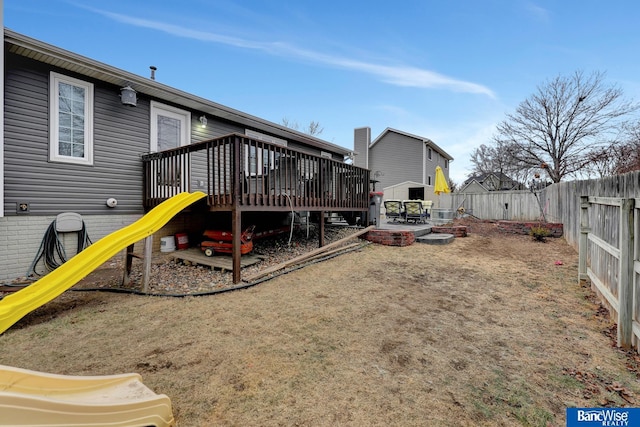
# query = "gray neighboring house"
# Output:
<box><xmin>0</xmin><ymin>28</ymin><xmax>366</xmax><ymax>282</ymax></box>
<box><xmin>458</xmin><ymin>172</ymin><xmax>523</xmax><ymax>193</ymax></box>
<box><xmin>352</xmin><ymin>127</ymin><xmax>453</xmax><ymax>202</ymax></box>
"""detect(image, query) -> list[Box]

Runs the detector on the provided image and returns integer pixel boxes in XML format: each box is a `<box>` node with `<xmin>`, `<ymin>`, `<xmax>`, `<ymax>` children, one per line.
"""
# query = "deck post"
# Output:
<box><xmin>142</xmin><ymin>236</ymin><xmax>152</xmax><ymax>292</ymax></box>
<box><xmin>232</xmin><ymin>137</ymin><xmax>242</xmax><ymax>284</ymax></box>
<box><xmin>232</xmin><ymin>208</ymin><xmax>241</xmax><ymax>283</ymax></box>
<box><xmin>122</xmin><ymin>244</ymin><xmax>135</xmax><ymax>286</ymax></box>
<box><xmin>319</xmin><ymin>211</ymin><xmax>325</xmax><ymax>247</ymax></box>
<box><xmin>618</xmin><ymin>198</ymin><xmax>634</xmax><ymax>348</ymax></box>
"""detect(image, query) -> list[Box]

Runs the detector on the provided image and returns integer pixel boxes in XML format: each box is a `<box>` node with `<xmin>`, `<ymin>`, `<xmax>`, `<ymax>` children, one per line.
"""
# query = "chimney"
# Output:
<box><xmin>149</xmin><ymin>66</ymin><xmax>157</xmax><ymax>80</ymax></box>
<box><xmin>353</xmin><ymin>127</ymin><xmax>370</xmax><ymax>169</ymax></box>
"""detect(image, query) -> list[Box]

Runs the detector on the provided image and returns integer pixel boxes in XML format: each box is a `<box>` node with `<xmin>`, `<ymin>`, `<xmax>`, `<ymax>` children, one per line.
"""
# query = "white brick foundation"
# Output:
<box><xmin>0</xmin><ymin>214</ymin><xmax>141</xmax><ymax>282</ymax></box>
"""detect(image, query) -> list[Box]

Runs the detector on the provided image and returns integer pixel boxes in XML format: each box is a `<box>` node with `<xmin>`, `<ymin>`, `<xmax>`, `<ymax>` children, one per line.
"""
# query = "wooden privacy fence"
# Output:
<box><xmin>578</xmin><ymin>196</ymin><xmax>637</xmax><ymax>348</ymax></box>
<box><xmin>442</xmin><ymin>191</ymin><xmax>541</xmax><ymax>221</ymax></box>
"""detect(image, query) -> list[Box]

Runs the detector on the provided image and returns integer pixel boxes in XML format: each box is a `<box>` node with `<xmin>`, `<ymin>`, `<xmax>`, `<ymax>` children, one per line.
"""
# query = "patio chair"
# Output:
<box><xmin>421</xmin><ymin>200</ymin><xmax>433</xmax><ymax>219</ymax></box>
<box><xmin>403</xmin><ymin>200</ymin><xmax>427</xmax><ymax>224</ymax></box>
<box><xmin>384</xmin><ymin>200</ymin><xmax>404</xmax><ymax>222</ymax></box>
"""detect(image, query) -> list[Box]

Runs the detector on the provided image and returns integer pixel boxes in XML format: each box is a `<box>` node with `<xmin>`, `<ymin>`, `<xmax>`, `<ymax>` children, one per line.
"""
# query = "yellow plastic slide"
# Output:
<box><xmin>0</xmin><ymin>364</ymin><xmax>174</xmax><ymax>427</ymax></box>
<box><xmin>0</xmin><ymin>191</ymin><xmax>206</xmax><ymax>335</ymax></box>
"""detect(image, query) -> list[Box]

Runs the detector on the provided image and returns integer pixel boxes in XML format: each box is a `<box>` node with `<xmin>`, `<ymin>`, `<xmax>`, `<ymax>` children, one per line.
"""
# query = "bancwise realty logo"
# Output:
<box><xmin>566</xmin><ymin>408</ymin><xmax>639</xmax><ymax>426</ymax></box>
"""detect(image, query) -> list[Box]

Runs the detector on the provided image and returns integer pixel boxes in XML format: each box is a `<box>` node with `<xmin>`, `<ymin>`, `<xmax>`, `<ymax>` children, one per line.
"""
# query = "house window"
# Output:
<box><xmin>245</xmin><ymin>129</ymin><xmax>288</xmax><ymax>176</ymax></box>
<box><xmin>150</xmin><ymin>101</ymin><xmax>191</xmax><ymax>152</ymax></box>
<box><xmin>409</xmin><ymin>187</ymin><xmax>425</xmax><ymax>200</ymax></box>
<box><xmin>428</xmin><ymin>175</ymin><xmax>432</xmax><ymax>186</ymax></box>
<box><xmin>49</xmin><ymin>72</ymin><xmax>94</xmax><ymax>165</ymax></box>
<box><xmin>444</xmin><ymin>159</ymin><xmax>449</xmax><ymax>169</ymax></box>
<box><xmin>428</xmin><ymin>148</ymin><xmax>432</xmax><ymax>160</ymax></box>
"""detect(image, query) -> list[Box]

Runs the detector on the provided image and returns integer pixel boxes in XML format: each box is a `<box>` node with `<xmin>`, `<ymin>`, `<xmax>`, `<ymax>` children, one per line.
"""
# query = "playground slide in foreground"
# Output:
<box><xmin>0</xmin><ymin>191</ymin><xmax>206</xmax><ymax>335</ymax></box>
<box><xmin>0</xmin><ymin>364</ymin><xmax>174</xmax><ymax>427</ymax></box>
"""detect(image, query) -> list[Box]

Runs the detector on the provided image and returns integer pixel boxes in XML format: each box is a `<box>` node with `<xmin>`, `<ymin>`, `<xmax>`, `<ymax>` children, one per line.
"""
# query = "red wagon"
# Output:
<box><xmin>200</xmin><ymin>225</ymin><xmax>255</xmax><ymax>257</ymax></box>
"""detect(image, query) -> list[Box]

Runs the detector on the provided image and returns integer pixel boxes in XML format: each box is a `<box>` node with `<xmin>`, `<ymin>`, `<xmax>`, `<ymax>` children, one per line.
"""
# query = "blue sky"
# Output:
<box><xmin>5</xmin><ymin>1</ymin><xmax>640</xmax><ymax>184</ymax></box>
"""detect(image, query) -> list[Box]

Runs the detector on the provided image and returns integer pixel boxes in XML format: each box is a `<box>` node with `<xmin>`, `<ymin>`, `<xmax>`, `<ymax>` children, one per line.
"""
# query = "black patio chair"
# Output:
<box><xmin>384</xmin><ymin>200</ymin><xmax>404</xmax><ymax>222</ymax></box>
<box><xmin>403</xmin><ymin>200</ymin><xmax>427</xmax><ymax>224</ymax></box>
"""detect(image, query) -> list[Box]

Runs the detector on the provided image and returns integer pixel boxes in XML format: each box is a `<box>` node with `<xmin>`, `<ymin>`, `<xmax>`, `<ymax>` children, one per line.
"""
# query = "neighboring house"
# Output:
<box><xmin>458</xmin><ymin>172</ymin><xmax>523</xmax><ymax>193</ymax></box>
<box><xmin>0</xmin><ymin>28</ymin><xmax>369</xmax><ymax>283</ymax></box>
<box><xmin>352</xmin><ymin>127</ymin><xmax>453</xmax><ymax>202</ymax></box>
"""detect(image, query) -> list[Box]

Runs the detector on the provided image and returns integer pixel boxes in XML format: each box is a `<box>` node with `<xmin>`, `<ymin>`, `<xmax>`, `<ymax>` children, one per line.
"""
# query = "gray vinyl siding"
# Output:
<box><xmin>193</xmin><ymin>117</ymin><xmax>342</xmax><ymax>160</ymax></box>
<box><xmin>192</xmin><ymin>116</ymin><xmax>243</xmax><ymax>142</ymax></box>
<box><xmin>4</xmin><ymin>54</ymin><xmax>149</xmax><ymax>216</ymax></box>
<box><xmin>425</xmin><ymin>149</ymin><xmax>450</xmax><ymax>185</ymax></box>
<box><xmin>4</xmin><ymin>54</ymin><xmax>347</xmax><ymax>218</ymax></box>
<box><xmin>275</xmin><ymin>137</ymin><xmax>341</xmax><ymax>160</ymax></box>
<box><xmin>189</xmin><ymin>114</ymin><xmax>241</xmax><ymax>193</ymax></box>
<box><xmin>429</xmin><ymin>149</ymin><xmax>450</xmax><ymax>179</ymax></box>
<box><xmin>369</xmin><ymin>133</ymin><xmax>423</xmax><ymax>191</ymax></box>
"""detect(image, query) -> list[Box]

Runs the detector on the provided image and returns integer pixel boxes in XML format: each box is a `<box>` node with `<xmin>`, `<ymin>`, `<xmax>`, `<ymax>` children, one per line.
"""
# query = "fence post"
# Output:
<box><xmin>618</xmin><ymin>198</ymin><xmax>635</xmax><ymax>348</ymax></box>
<box><xmin>578</xmin><ymin>196</ymin><xmax>590</xmax><ymax>281</ymax></box>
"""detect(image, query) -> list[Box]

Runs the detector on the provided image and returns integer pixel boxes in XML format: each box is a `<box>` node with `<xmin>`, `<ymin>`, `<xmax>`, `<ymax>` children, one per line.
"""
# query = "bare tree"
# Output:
<box><xmin>616</xmin><ymin>120</ymin><xmax>640</xmax><ymax>174</ymax></box>
<box><xmin>469</xmin><ymin>144</ymin><xmax>499</xmax><ymax>175</ymax></box>
<box><xmin>281</xmin><ymin>117</ymin><xmax>297</xmax><ymax>130</ymax></box>
<box><xmin>281</xmin><ymin>118</ymin><xmax>324</xmax><ymax>136</ymax></box>
<box><xmin>580</xmin><ymin>146</ymin><xmax>620</xmax><ymax>178</ymax></box>
<box><xmin>493</xmin><ymin>71</ymin><xmax>638</xmax><ymax>182</ymax></box>
<box><xmin>577</xmin><ymin>119</ymin><xmax>640</xmax><ymax>178</ymax></box>
<box><xmin>306</xmin><ymin>120</ymin><xmax>324</xmax><ymax>136</ymax></box>
<box><xmin>468</xmin><ymin>141</ymin><xmax>532</xmax><ymax>187</ymax></box>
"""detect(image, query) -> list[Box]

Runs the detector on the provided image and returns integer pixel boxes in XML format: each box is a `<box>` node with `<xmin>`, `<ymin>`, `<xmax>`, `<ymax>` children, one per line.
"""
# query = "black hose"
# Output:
<box><xmin>27</xmin><ymin>219</ymin><xmax>92</xmax><ymax>277</ymax></box>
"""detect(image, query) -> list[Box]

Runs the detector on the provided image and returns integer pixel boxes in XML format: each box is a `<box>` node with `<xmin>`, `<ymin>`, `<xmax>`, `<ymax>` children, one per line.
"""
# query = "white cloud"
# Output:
<box><xmin>525</xmin><ymin>2</ymin><xmax>551</xmax><ymax>23</ymax></box>
<box><xmin>89</xmin><ymin>7</ymin><xmax>495</xmax><ymax>98</ymax></box>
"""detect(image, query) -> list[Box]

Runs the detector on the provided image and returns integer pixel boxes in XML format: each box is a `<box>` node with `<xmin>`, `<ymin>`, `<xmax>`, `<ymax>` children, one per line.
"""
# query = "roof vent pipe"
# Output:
<box><xmin>150</xmin><ymin>66</ymin><xmax>157</xmax><ymax>80</ymax></box>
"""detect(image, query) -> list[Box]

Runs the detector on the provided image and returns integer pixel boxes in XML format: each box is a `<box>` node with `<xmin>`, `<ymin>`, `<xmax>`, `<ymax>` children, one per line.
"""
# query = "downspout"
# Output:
<box><xmin>422</xmin><ymin>141</ymin><xmax>427</xmax><ymax>185</ymax></box>
<box><xmin>1</xmin><ymin>18</ymin><xmax>4</xmax><ymax>218</ymax></box>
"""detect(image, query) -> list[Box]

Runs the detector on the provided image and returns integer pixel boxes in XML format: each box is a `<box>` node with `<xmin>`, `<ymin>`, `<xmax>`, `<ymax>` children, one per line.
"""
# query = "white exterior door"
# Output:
<box><xmin>150</xmin><ymin>102</ymin><xmax>191</xmax><ymax>191</ymax></box>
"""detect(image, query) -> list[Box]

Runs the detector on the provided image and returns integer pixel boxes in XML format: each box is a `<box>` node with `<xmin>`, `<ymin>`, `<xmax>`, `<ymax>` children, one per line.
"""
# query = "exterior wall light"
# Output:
<box><xmin>120</xmin><ymin>86</ymin><xmax>137</xmax><ymax>107</ymax></box>
<box><xmin>199</xmin><ymin>115</ymin><xmax>208</xmax><ymax>128</ymax></box>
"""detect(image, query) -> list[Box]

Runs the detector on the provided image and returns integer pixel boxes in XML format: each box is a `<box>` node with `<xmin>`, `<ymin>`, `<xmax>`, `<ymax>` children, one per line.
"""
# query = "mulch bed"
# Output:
<box><xmin>71</xmin><ymin>225</ymin><xmax>364</xmax><ymax>296</ymax></box>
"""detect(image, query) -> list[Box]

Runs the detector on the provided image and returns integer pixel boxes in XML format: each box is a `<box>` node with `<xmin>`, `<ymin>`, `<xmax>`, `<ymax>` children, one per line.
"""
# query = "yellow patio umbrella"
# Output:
<box><xmin>434</xmin><ymin>166</ymin><xmax>450</xmax><ymax>195</ymax></box>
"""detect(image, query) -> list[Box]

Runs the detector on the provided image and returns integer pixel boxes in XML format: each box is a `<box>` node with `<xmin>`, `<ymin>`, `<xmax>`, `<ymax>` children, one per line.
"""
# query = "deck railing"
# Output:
<box><xmin>142</xmin><ymin>133</ymin><xmax>370</xmax><ymax>213</ymax></box>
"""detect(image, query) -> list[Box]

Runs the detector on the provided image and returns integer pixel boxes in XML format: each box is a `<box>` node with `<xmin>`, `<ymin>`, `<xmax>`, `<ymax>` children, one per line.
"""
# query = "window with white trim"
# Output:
<box><xmin>49</xmin><ymin>72</ymin><xmax>94</xmax><ymax>165</ymax></box>
<box><xmin>150</xmin><ymin>101</ymin><xmax>191</xmax><ymax>152</ymax></box>
<box><xmin>150</xmin><ymin>102</ymin><xmax>191</xmax><ymax>188</ymax></box>
<box><xmin>244</xmin><ymin>129</ymin><xmax>288</xmax><ymax>176</ymax></box>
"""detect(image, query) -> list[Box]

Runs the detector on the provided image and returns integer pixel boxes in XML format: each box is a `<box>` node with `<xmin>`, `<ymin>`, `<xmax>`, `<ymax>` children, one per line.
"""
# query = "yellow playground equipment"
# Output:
<box><xmin>0</xmin><ymin>364</ymin><xmax>174</xmax><ymax>427</ymax></box>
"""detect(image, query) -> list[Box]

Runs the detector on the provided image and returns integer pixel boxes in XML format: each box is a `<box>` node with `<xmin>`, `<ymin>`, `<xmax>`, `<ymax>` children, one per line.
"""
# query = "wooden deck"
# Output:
<box><xmin>142</xmin><ymin>133</ymin><xmax>370</xmax><ymax>214</ymax></box>
<box><xmin>141</xmin><ymin>133</ymin><xmax>371</xmax><ymax>284</ymax></box>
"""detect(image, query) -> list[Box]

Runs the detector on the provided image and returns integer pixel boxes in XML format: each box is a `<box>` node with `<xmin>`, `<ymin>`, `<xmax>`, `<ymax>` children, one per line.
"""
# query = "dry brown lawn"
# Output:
<box><xmin>2</xmin><ymin>221</ymin><xmax>640</xmax><ymax>426</ymax></box>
